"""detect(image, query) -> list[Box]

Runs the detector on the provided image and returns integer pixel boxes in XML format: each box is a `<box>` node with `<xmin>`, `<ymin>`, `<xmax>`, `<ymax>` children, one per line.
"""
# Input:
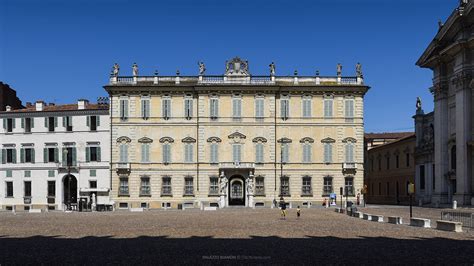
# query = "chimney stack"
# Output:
<box><xmin>78</xmin><ymin>99</ymin><xmax>89</xmax><ymax>110</ymax></box>
<box><xmin>35</xmin><ymin>101</ymin><xmax>45</xmax><ymax>111</ymax></box>
<box><xmin>5</xmin><ymin>105</ymin><xmax>11</xmax><ymax>112</ymax></box>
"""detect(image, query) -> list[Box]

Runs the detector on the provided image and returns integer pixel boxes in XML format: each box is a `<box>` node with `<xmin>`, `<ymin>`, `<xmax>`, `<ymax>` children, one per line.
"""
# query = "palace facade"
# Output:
<box><xmin>105</xmin><ymin>57</ymin><xmax>370</xmax><ymax>209</ymax></box>
<box><xmin>0</xmin><ymin>99</ymin><xmax>111</xmax><ymax>211</ymax></box>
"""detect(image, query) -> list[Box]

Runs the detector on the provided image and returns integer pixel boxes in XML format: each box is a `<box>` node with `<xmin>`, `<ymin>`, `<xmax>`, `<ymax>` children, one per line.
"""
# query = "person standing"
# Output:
<box><xmin>279</xmin><ymin>197</ymin><xmax>287</xmax><ymax>220</ymax></box>
<box><xmin>296</xmin><ymin>206</ymin><xmax>301</xmax><ymax>219</ymax></box>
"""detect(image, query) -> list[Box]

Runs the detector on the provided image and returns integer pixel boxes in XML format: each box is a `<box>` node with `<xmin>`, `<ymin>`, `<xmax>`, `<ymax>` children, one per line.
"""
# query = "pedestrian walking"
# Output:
<box><xmin>296</xmin><ymin>206</ymin><xmax>301</xmax><ymax>219</ymax></box>
<box><xmin>279</xmin><ymin>197</ymin><xmax>287</xmax><ymax>220</ymax></box>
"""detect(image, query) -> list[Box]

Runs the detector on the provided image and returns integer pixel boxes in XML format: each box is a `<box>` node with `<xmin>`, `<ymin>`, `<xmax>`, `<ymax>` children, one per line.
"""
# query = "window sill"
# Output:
<box><xmin>139</xmin><ymin>194</ymin><xmax>151</xmax><ymax>197</ymax></box>
<box><xmin>118</xmin><ymin>194</ymin><xmax>130</xmax><ymax>197</ymax></box>
<box><xmin>279</xmin><ymin>194</ymin><xmax>291</xmax><ymax>197</ymax></box>
<box><xmin>183</xmin><ymin>194</ymin><xmax>195</xmax><ymax>197</ymax></box>
<box><xmin>301</xmin><ymin>194</ymin><xmax>313</xmax><ymax>197</ymax></box>
<box><xmin>161</xmin><ymin>194</ymin><xmax>173</xmax><ymax>197</ymax></box>
<box><xmin>208</xmin><ymin>194</ymin><xmax>220</xmax><ymax>197</ymax></box>
<box><xmin>254</xmin><ymin>194</ymin><xmax>266</xmax><ymax>197</ymax></box>
<box><xmin>5</xmin><ymin>196</ymin><xmax>14</xmax><ymax>198</ymax></box>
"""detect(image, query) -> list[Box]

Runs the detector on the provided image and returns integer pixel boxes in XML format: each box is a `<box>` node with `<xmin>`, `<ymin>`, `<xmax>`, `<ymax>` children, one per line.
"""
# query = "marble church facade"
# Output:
<box><xmin>416</xmin><ymin>0</ymin><xmax>474</xmax><ymax>206</ymax></box>
<box><xmin>105</xmin><ymin>58</ymin><xmax>369</xmax><ymax>209</ymax></box>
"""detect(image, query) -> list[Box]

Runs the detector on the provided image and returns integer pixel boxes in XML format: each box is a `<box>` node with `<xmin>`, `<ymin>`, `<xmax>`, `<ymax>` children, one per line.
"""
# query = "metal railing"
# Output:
<box><xmin>441</xmin><ymin>211</ymin><xmax>474</xmax><ymax>228</ymax></box>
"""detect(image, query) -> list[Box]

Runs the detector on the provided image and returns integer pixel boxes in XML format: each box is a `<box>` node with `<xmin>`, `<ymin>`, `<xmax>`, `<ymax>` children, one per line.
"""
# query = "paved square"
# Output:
<box><xmin>0</xmin><ymin>207</ymin><xmax>472</xmax><ymax>264</ymax></box>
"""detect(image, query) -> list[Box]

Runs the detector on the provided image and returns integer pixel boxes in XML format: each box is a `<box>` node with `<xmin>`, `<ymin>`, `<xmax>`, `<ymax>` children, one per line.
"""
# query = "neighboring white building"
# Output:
<box><xmin>0</xmin><ymin>99</ymin><xmax>111</xmax><ymax>211</ymax></box>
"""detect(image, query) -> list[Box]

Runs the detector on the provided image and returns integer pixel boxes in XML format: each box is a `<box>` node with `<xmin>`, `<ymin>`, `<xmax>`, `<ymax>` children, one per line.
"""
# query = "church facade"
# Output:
<box><xmin>105</xmin><ymin>58</ymin><xmax>369</xmax><ymax>209</ymax></box>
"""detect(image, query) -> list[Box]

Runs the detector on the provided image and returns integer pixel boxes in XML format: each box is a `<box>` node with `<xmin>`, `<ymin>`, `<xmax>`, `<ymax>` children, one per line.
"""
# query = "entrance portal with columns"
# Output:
<box><xmin>218</xmin><ymin>163</ymin><xmax>255</xmax><ymax>208</ymax></box>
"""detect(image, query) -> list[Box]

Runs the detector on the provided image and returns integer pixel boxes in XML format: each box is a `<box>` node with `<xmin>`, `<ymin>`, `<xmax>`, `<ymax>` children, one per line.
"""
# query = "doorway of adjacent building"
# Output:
<box><xmin>63</xmin><ymin>174</ymin><xmax>78</xmax><ymax>209</ymax></box>
<box><xmin>229</xmin><ymin>175</ymin><xmax>245</xmax><ymax>206</ymax></box>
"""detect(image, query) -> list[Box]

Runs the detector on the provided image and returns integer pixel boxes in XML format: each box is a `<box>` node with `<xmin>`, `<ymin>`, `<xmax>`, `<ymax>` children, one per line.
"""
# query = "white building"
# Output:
<box><xmin>0</xmin><ymin>99</ymin><xmax>111</xmax><ymax>211</ymax></box>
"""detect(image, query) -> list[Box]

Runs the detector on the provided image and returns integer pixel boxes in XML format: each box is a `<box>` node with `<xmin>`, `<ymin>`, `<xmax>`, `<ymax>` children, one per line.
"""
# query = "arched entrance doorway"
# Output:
<box><xmin>228</xmin><ymin>175</ymin><xmax>245</xmax><ymax>206</ymax></box>
<box><xmin>63</xmin><ymin>174</ymin><xmax>78</xmax><ymax>208</ymax></box>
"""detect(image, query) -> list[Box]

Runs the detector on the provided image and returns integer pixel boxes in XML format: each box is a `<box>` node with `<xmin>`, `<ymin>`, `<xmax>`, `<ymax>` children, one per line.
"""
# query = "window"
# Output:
<box><xmin>163</xmin><ymin>143</ymin><xmax>171</xmax><ymax>164</ymax></box>
<box><xmin>255</xmin><ymin>97</ymin><xmax>264</xmax><ymax>119</ymax></box>
<box><xmin>451</xmin><ymin>146</ymin><xmax>456</xmax><ymax>170</ymax></box>
<box><xmin>232</xmin><ymin>144</ymin><xmax>242</xmax><ymax>164</ymax></box>
<box><xmin>323</xmin><ymin>176</ymin><xmax>333</xmax><ymax>195</ymax></box>
<box><xmin>210</xmin><ymin>97</ymin><xmax>219</xmax><ymax>120</ymax></box>
<box><xmin>184</xmin><ymin>177</ymin><xmax>194</xmax><ymax>195</ymax></box>
<box><xmin>184</xmin><ymin>96</ymin><xmax>193</xmax><ymax>120</ymax></box>
<box><xmin>6</xmin><ymin>181</ymin><xmax>13</xmax><ymax>197</ymax></box>
<box><xmin>21</xmin><ymin>148</ymin><xmax>34</xmax><ymax>163</ymax></box>
<box><xmin>324</xmin><ymin>143</ymin><xmax>332</xmax><ymax>163</ymax></box>
<box><xmin>395</xmin><ymin>155</ymin><xmax>399</xmax><ymax>168</ymax></box>
<box><xmin>119</xmin><ymin>177</ymin><xmax>129</xmax><ymax>195</ymax></box>
<box><xmin>88</xmin><ymin>116</ymin><xmax>99</xmax><ymax>131</ymax></box>
<box><xmin>345</xmin><ymin>99</ymin><xmax>354</xmax><ymax>118</ymax></box>
<box><xmin>5</xmin><ymin>148</ymin><xmax>17</xmax><ymax>164</ymax></box>
<box><xmin>141</xmin><ymin>96</ymin><xmax>150</xmax><ymax>119</ymax></box>
<box><xmin>86</xmin><ymin>146</ymin><xmax>101</xmax><ymax>162</ymax></box>
<box><xmin>232</xmin><ymin>96</ymin><xmax>242</xmax><ymax>119</ymax></box>
<box><xmin>47</xmin><ymin>181</ymin><xmax>55</xmax><ymax>197</ymax></box>
<box><xmin>255</xmin><ymin>176</ymin><xmax>265</xmax><ymax>195</ymax></box>
<box><xmin>24</xmin><ymin>170</ymin><xmax>31</xmax><ymax>177</ymax></box>
<box><xmin>345</xmin><ymin>143</ymin><xmax>354</xmax><ymax>163</ymax></box>
<box><xmin>255</xmin><ymin>143</ymin><xmax>264</xmax><ymax>164</ymax></box>
<box><xmin>140</xmin><ymin>143</ymin><xmax>150</xmax><ymax>163</ymax></box>
<box><xmin>280</xmin><ymin>176</ymin><xmax>290</xmax><ymax>196</ymax></box>
<box><xmin>209</xmin><ymin>177</ymin><xmax>219</xmax><ymax>195</ymax></box>
<box><xmin>48</xmin><ymin>170</ymin><xmax>55</xmax><ymax>177</ymax></box>
<box><xmin>302</xmin><ymin>143</ymin><xmax>311</xmax><ymax>163</ymax></box>
<box><xmin>119</xmin><ymin>144</ymin><xmax>128</xmax><ymax>163</ymax></box>
<box><xmin>378</xmin><ymin>158</ymin><xmax>382</xmax><ymax>171</ymax></box>
<box><xmin>379</xmin><ymin>182</ymin><xmax>382</xmax><ymax>195</ymax></box>
<box><xmin>4</xmin><ymin>118</ymin><xmax>15</xmax><ymax>133</ymax></box>
<box><xmin>90</xmin><ymin>170</ymin><xmax>96</xmax><ymax>177</ymax></box>
<box><xmin>46</xmin><ymin>117</ymin><xmax>57</xmax><ymax>132</ymax></box>
<box><xmin>119</xmin><ymin>98</ymin><xmax>129</xmax><ymax>120</ymax></box>
<box><xmin>62</xmin><ymin>147</ymin><xmax>76</xmax><ymax>166</ymax></box>
<box><xmin>420</xmin><ymin>165</ymin><xmax>425</xmax><ymax>190</ymax></box>
<box><xmin>324</xmin><ymin>97</ymin><xmax>333</xmax><ymax>118</ymax></box>
<box><xmin>22</xmin><ymin>117</ymin><xmax>33</xmax><ymax>133</ymax></box>
<box><xmin>210</xmin><ymin>143</ymin><xmax>219</xmax><ymax>164</ymax></box>
<box><xmin>162</xmin><ymin>97</ymin><xmax>171</xmax><ymax>120</ymax></box>
<box><xmin>386</xmin><ymin>156</ymin><xmax>390</xmax><ymax>170</ymax></box>
<box><xmin>43</xmin><ymin>147</ymin><xmax>58</xmax><ymax>163</ymax></box>
<box><xmin>140</xmin><ymin>177</ymin><xmax>151</xmax><ymax>196</ymax></box>
<box><xmin>184</xmin><ymin>143</ymin><xmax>193</xmax><ymax>163</ymax></box>
<box><xmin>302</xmin><ymin>96</ymin><xmax>312</xmax><ymax>118</ymax></box>
<box><xmin>280</xmin><ymin>96</ymin><xmax>289</xmax><ymax>120</ymax></box>
<box><xmin>89</xmin><ymin>180</ymin><xmax>97</xmax><ymax>189</ymax></box>
<box><xmin>24</xmin><ymin>181</ymin><xmax>31</xmax><ymax>198</ymax></box>
<box><xmin>281</xmin><ymin>143</ymin><xmax>289</xmax><ymax>163</ymax></box>
<box><xmin>302</xmin><ymin>176</ymin><xmax>312</xmax><ymax>195</ymax></box>
<box><xmin>345</xmin><ymin>177</ymin><xmax>354</xmax><ymax>196</ymax></box>
<box><xmin>63</xmin><ymin>116</ymin><xmax>73</xmax><ymax>132</ymax></box>
<box><xmin>162</xmin><ymin>176</ymin><xmax>172</xmax><ymax>195</ymax></box>
<box><xmin>406</xmin><ymin>153</ymin><xmax>410</xmax><ymax>167</ymax></box>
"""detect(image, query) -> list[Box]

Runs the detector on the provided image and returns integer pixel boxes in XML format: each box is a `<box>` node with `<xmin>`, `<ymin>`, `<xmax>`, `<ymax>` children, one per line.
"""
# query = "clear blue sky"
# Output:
<box><xmin>0</xmin><ymin>0</ymin><xmax>458</xmax><ymax>132</ymax></box>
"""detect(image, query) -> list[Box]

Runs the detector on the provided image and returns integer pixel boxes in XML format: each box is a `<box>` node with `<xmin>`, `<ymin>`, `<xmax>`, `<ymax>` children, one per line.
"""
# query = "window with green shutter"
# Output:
<box><xmin>302</xmin><ymin>96</ymin><xmax>312</xmax><ymax>118</ymax></box>
<box><xmin>255</xmin><ymin>143</ymin><xmax>264</xmax><ymax>164</ymax></box>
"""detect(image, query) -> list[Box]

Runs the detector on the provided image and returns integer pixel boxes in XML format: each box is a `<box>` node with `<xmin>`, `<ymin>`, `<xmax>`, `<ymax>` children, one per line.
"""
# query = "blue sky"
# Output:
<box><xmin>0</xmin><ymin>0</ymin><xmax>458</xmax><ymax>132</ymax></box>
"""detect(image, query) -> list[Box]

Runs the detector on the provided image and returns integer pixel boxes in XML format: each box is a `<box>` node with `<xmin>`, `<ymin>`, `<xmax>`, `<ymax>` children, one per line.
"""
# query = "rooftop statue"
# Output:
<box><xmin>356</xmin><ymin>62</ymin><xmax>363</xmax><ymax>77</ymax></box>
<box><xmin>112</xmin><ymin>63</ymin><xmax>120</xmax><ymax>77</ymax></box>
<box><xmin>337</xmin><ymin>63</ymin><xmax>342</xmax><ymax>76</ymax></box>
<box><xmin>132</xmin><ymin>63</ymin><xmax>138</xmax><ymax>76</ymax></box>
<box><xmin>198</xmin><ymin>61</ymin><xmax>206</xmax><ymax>75</ymax></box>
<box><xmin>416</xmin><ymin>97</ymin><xmax>422</xmax><ymax>111</ymax></box>
<box><xmin>269</xmin><ymin>62</ymin><xmax>276</xmax><ymax>76</ymax></box>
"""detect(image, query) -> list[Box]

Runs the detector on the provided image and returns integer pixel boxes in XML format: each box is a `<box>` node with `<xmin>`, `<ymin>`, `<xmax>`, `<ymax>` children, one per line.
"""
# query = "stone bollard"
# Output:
<box><xmin>452</xmin><ymin>200</ymin><xmax>457</xmax><ymax>209</ymax></box>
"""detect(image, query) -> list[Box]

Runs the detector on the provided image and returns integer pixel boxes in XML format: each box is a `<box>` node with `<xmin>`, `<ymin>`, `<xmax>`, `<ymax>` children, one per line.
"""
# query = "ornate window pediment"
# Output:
<box><xmin>182</xmin><ymin>137</ymin><xmax>196</xmax><ymax>143</ymax></box>
<box><xmin>252</xmin><ymin>137</ymin><xmax>267</xmax><ymax>143</ymax></box>
<box><xmin>138</xmin><ymin>137</ymin><xmax>153</xmax><ymax>143</ymax></box>
<box><xmin>342</xmin><ymin>137</ymin><xmax>357</xmax><ymax>143</ymax></box>
<box><xmin>300</xmin><ymin>137</ymin><xmax>314</xmax><ymax>143</ymax></box>
<box><xmin>207</xmin><ymin>137</ymin><xmax>222</xmax><ymax>143</ymax></box>
<box><xmin>277</xmin><ymin>137</ymin><xmax>292</xmax><ymax>143</ymax></box>
<box><xmin>228</xmin><ymin>132</ymin><xmax>246</xmax><ymax>139</ymax></box>
<box><xmin>159</xmin><ymin>137</ymin><xmax>174</xmax><ymax>143</ymax></box>
<box><xmin>321</xmin><ymin>137</ymin><xmax>335</xmax><ymax>143</ymax></box>
<box><xmin>117</xmin><ymin>136</ymin><xmax>132</xmax><ymax>144</ymax></box>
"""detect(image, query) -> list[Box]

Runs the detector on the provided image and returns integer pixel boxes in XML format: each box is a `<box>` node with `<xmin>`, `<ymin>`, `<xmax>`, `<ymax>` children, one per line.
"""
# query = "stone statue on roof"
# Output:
<box><xmin>337</xmin><ymin>63</ymin><xmax>342</xmax><ymax>76</ymax></box>
<box><xmin>112</xmin><ymin>63</ymin><xmax>120</xmax><ymax>77</ymax></box>
<box><xmin>356</xmin><ymin>62</ymin><xmax>363</xmax><ymax>77</ymax></box>
<box><xmin>416</xmin><ymin>97</ymin><xmax>422</xmax><ymax>111</ymax></box>
<box><xmin>269</xmin><ymin>62</ymin><xmax>276</xmax><ymax>76</ymax></box>
<box><xmin>132</xmin><ymin>63</ymin><xmax>138</xmax><ymax>76</ymax></box>
<box><xmin>198</xmin><ymin>61</ymin><xmax>206</xmax><ymax>75</ymax></box>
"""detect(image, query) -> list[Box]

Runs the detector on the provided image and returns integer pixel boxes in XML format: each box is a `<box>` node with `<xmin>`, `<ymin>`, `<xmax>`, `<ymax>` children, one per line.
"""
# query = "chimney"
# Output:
<box><xmin>5</xmin><ymin>105</ymin><xmax>11</xmax><ymax>112</ymax></box>
<box><xmin>48</xmin><ymin>103</ymin><xmax>55</xmax><ymax>106</ymax></box>
<box><xmin>26</xmin><ymin>102</ymin><xmax>32</xmax><ymax>108</ymax></box>
<box><xmin>78</xmin><ymin>99</ymin><xmax>89</xmax><ymax>110</ymax></box>
<box><xmin>35</xmin><ymin>101</ymin><xmax>45</xmax><ymax>111</ymax></box>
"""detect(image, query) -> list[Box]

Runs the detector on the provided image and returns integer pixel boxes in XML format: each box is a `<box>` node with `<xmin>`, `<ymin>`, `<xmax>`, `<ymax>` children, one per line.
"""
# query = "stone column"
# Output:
<box><xmin>454</xmin><ymin>76</ymin><xmax>473</xmax><ymax>205</ymax></box>
<box><xmin>433</xmin><ymin>82</ymin><xmax>450</xmax><ymax>204</ymax></box>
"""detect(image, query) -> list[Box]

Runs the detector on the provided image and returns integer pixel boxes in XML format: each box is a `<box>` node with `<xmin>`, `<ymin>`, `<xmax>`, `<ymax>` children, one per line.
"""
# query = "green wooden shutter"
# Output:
<box><xmin>12</xmin><ymin>149</ymin><xmax>17</xmax><ymax>163</ymax></box>
<box><xmin>1</xmin><ymin>149</ymin><xmax>5</xmax><ymax>164</ymax></box>
<box><xmin>96</xmin><ymin>116</ymin><xmax>100</xmax><ymax>127</ymax></box>
<box><xmin>44</xmin><ymin>117</ymin><xmax>48</xmax><ymax>128</ymax></box>
<box><xmin>21</xmin><ymin>118</ymin><xmax>25</xmax><ymax>128</ymax></box>
<box><xmin>85</xmin><ymin>147</ymin><xmax>90</xmax><ymax>162</ymax></box>
<box><xmin>30</xmin><ymin>118</ymin><xmax>34</xmax><ymax>128</ymax></box>
<box><xmin>43</xmin><ymin>148</ymin><xmax>48</xmax><ymax>163</ymax></box>
<box><xmin>62</xmin><ymin>148</ymin><xmax>67</xmax><ymax>166</ymax></box>
<box><xmin>54</xmin><ymin>148</ymin><xmax>59</xmax><ymax>163</ymax></box>
<box><xmin>72</xmin><ymin>148</ymin><xmax>77</xmax><ymax>166</ymax></box>
<box><xmin>62</xmin><ymin>116</ymin><xmax>66</xmax><ymax>127</ymax></box>
<box><xmin>54</xmin><ymin>117</ymin><xmax>58</xmax><ymax>128</ymax></box>
<box><xmin>20</xmin><ymin>148</ymin><xmax>25</xmax><ymax>163</ymax></box>
<box><xmin>31</xmin><ymin>149</ymin><xmax>35</xmax><ymax>163</ymax></box>
<box><xmin>12</xmin><ymin>118</ymin><xmax>15</xmax><ymax>129</ymax></box>
<box><xmin>86</xmin><ymin>116</ymin><xmax>90</xmax><ymax>127</ymax></box>
<box><xmin>97</xmin><ymin>147</ymin><xmax>101</xmax><ymax>162</ymax></box>
<box><xmin>2</xmin><ymin>119</ymin><xmax>6</xmax><ymax>129</ymax></box>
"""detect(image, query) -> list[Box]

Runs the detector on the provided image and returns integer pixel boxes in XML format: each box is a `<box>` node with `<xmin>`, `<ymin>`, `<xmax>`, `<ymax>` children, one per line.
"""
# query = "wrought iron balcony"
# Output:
<box><xmin>342</xmin><ymin>162</ymin><xmax>357</xmax><ymax>170</ymax></box>
<box><xmin>219</xmin><ymin>162</ymin><xmax>255</xmax><ymax>169</ymax></box>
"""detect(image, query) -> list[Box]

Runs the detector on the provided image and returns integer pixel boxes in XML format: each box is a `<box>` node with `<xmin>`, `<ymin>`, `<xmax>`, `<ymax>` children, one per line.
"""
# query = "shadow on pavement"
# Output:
<box><xmin>0</xmin><ymin>235</ymin><xmax>473</xmax><ymax>264</ymax></box>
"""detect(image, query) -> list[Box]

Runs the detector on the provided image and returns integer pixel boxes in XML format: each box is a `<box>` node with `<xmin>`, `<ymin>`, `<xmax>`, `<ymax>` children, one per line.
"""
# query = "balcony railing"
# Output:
<box><xmin>219</xmin><ymin>162</ymin><xmax>255</xmax><ymax>169</ymax></box>
<box><xmin>117</xmin><ymin>163</ymin><xmax>131</xmax><ymax>170</ymax></box>
<box><xmin>342</xmin><ymin>162</ymin><xmax>357</xmax><ymax>170</ymax></box>
<box><xmin>24</xmin><ymin>197</ymin><xmax>32</xmax><ymax>204</ymax></box>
